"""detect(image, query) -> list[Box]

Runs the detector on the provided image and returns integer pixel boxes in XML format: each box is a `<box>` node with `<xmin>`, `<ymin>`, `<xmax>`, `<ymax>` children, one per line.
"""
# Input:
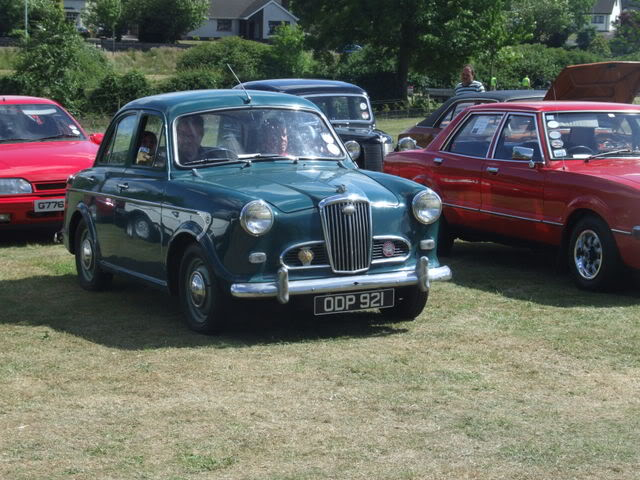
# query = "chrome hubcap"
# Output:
<box><xmin>189</xmin><ymin>271</ymin><xmax>207</xmax><ymax>308</ymax></box>
<box><xmin>574</xmin><ymin>229</ymin><xmax>602</xmax><ymax>280</ymax></box>
<box><xmin>81</xmin><ymin>237</ymin><xmax>94</xmax><ymax>271</ymax></box>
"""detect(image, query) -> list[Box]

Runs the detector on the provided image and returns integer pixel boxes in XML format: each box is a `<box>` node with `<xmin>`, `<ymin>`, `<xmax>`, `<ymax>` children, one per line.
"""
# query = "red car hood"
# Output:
<box><xmin>568</xmin><ymin>158</ymin><xmax>640</xmax><ymax>186</ymax></box>
<box><xmin>544</xmin><ymin>61</ymin><xmax>640</xmax><ymax>103</ymax></box>
<box><xmin>0</xmin><ymin>140</ymin><xmax>97</xmax><ymax>182</ymax></box>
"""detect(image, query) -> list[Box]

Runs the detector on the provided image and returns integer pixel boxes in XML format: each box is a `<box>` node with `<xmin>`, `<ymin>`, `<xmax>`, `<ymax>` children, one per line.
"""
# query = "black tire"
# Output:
<box><xmin>74</xmin><ymin>219</ymin><xmax>112</xmax><ymax>291</ymax></box>
<box><xmin>568</xmin><ymin>215</ymin><xmax>622</xmax><ymax>291</ymax></box>
<box><xmin>179</xmin><ymin>244</ymin><xmax>226</xmax><ymax>334</ymax></box>
<box><xmin>381</xmin><ymin>287</ymin><xmax>429</xmax><ymax>321</ymax></box>
<box><xmin>437</xmin><ymin>215</ymin><xmax>454</xmax><ymax>257</ymax></box>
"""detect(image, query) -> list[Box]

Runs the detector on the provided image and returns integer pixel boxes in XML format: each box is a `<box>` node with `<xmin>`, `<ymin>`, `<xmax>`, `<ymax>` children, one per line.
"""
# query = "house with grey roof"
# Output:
<box><xmin>591</xmin><ymin>0</ymin><xmax>622</xmax><ymax>32</ymax></box>
<box><xmin>186</xmin><ymin>0</ymin><xmax>299</xmax><ymax>41</ymax></box>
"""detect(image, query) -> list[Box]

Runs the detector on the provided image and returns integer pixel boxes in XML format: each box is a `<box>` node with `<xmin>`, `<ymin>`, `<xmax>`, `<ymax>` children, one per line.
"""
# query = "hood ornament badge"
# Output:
<box><xmin>336</xmin><ymin>184</ymin><xmax>347</xmax><ymax>193</ymax></box>
<box><xmin>342</xmin><ymin>203</ymin><xmax>356</xmax><ymax>215</ymax></box>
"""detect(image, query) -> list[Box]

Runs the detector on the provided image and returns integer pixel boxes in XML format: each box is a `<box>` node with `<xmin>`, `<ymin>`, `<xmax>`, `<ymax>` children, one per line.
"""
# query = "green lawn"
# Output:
<box><xmin>1</xmin><ymin>225</ymin><xmax>639</xmax><ymax>479</ymax></box>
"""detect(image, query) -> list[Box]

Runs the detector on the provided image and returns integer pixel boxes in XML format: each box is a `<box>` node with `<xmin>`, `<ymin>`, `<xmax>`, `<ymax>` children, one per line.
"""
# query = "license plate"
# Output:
<box><xmin>34</xmin><ymin>198</ymin><xmax>65</xmax><ymax>212</ymax></box>
<box><xmin>314</xmin><ymin>289</ymin><xmax>395</xmax><ymax>315</ymax></box>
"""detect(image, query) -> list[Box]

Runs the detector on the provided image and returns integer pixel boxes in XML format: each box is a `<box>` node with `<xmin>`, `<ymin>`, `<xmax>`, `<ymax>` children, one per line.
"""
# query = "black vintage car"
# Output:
<box><xmin>235</xmin><ymin>79</ymin><xmax>394</xmax><ymax>171</ymax></box>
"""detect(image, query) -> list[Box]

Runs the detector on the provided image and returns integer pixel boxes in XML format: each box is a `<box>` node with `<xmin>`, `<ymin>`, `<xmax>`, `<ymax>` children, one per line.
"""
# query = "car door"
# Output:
<box><xmin>91</xmin><ymin>112</ymin><xmax>138</xmax><ymax>265</ymax></box>
<box><xmin>480</xmin><ymin>113</ymin><xmax>546</xmax><ymax>240</ymax></box>
<box><xmin>432</xmin><ymin>112</ymin><xmax>504</xmax><ymax>229</ymax></box>
<box><xmin>109</xmin><ymin>112</ymin><xmax>168</xmax><ymax>281</ymax></box>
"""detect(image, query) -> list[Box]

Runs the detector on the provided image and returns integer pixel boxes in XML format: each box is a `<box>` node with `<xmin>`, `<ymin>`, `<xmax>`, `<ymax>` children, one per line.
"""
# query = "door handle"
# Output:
<box><xmin>433</xmin><ymin>157</ymin><xmax>443</xmax><ymax>164</ymax></box>
<box><xmin>486</xmin><ymin>167</ymin><xmax>499</xmax><ymax>174</ymax></box>
<box><xmin>117</xmin><ymin>183</ymin><xmax>129</xmax><ymax>191</ymax></box>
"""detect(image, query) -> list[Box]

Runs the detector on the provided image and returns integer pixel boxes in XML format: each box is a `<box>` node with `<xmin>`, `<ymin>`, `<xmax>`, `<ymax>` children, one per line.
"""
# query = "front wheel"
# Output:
<box><xmin>381</xmin><ymin>287</ymin><xmax>428</xmax><ymax>321</ymax></box>
<box><xmin>179</xmin><ymin>244</ymin><xmax>226</xmax><ymax>334</ymax></box>
<box><xmin>74</xmin><ymin>219</ymin><xmax>112</xmax><ymax>291</ymax></box>
<box><xmin>568</xmin><ymin>215</ymin><xmax>622</xmax><ymax>291</ymax></box>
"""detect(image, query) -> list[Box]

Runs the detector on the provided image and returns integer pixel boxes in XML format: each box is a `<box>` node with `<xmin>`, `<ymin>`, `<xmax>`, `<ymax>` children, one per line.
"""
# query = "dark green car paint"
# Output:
<box><xmin>64</xmin><ymin>89</ymin><xmax>445</xmax><ymax>300</ymax></box>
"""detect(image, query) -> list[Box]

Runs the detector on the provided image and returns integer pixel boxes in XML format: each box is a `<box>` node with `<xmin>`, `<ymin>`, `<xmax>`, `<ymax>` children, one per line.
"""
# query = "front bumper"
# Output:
<box><xmin>0</xmin><ymin>195</ymin><xmax>65</xmax><ymax>226</ymax></box>
<box><xmin>230</xmin><ymin>256</ymin><xmax>452</xmax><ymax>304</ymax></box>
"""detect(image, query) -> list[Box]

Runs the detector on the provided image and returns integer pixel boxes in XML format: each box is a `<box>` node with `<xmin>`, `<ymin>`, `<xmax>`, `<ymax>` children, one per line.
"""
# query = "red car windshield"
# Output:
<box><xmin>0</xmin><ymin>104</ymin><xmax>85</xmax><ymax>143</ymax></box>
<box><xmin>544</xmin><ymin>111</ymin><xmax>640</xmax><ymax>159</ymax></box>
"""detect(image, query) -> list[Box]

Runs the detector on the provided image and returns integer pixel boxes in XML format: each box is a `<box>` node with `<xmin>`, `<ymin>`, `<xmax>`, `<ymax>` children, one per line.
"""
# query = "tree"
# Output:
<box><xmin>268</xmin><ymin>24</ymin><xmax>313</xmax><ymax>77</ymax></box>
<box><xmin>509</xmin><ymin>0</ymin><xmax>596</xmax><ymax>47</ymax></box>
<box><xmin>291</xmin><ymin>0</ymin><xmax>508</xmax><ymax>99</ymax></box>
<box><xmin>84</xmin><ymin>0</ymin><xmax>123</xmax><ymax>39</ymax></box>
<box><xmin>127</xmin><ymin>0</ymin><xmax>208</xmax><ymax>43</ymax></box>
<box><xmin>610</xmin><ymin>11</ymin><xmax>640</xmax><ymax>56</ymax></box>
<box><xmin>0</xmin><ymin>0</ymin><xmax>63</xmax><ymax>37</ymax></box>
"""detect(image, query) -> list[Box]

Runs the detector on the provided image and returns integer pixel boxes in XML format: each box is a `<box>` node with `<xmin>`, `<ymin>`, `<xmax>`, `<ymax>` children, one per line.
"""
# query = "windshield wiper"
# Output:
<box><xmin>586</xmin><ymin>148</ymin><xmax>640</xmax><ymax>161</ymax></box>
<box><xmin>37</xmin><ymin>133</ymin><xmax>82</xmax><ymax>141</ymax></box>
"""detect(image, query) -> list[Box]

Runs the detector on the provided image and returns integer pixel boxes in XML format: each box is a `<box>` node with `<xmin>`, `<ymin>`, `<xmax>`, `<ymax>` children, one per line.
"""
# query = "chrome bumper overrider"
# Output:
<box><xmin>230</xmin><ymin>256</ymin><xmax>452</xmax><ymax>304</ymax></box>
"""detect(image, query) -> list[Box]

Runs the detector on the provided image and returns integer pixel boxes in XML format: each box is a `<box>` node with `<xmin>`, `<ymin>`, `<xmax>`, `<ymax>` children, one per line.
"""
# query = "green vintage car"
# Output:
<box><xmin>63</xmin><ymin>89</ymin><xmax>451</xmax><ymax>333</ymax></box>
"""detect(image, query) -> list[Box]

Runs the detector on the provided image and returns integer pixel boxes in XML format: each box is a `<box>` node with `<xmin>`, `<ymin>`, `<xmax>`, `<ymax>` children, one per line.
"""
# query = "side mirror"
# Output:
<box><xmin>344</xmin><ymin>140</ymin><xmax>361</xmax><ymax>160</ymax></box>
<box><xmin>398</xmin><ymin>136</ymin><xmax>418</xmax><ymax>151</ymax></box>
<box><xmin>90</xmin><ymin>133</ymin><xmax>104</xmax><ymax>145</ymax></box>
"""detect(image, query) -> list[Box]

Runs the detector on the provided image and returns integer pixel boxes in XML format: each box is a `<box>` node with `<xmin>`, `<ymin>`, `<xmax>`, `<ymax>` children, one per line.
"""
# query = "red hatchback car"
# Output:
<box><xmin>384</xmin><ymin>101</ymin><xmax>640</xmax><ymax>290</ymax></box>
<box><xmin>0</xmin><ymin>96</ymin><xmax>100</xmax><ymax>229</ymax></box>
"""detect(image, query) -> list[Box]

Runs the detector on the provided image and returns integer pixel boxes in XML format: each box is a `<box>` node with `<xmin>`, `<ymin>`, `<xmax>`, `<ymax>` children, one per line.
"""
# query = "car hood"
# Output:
<box><xmin>0</xmin><ymin>141</ymin><xmax>97</xmax><ymax>182</ymax></box>
<box><xmin>334</xmin><ymin>126</ymin><xmax>391</xmax><ymax>142</ymax></box>
<box><xmin>192</xmin><ymin>164</ymin><xmax>400</xmax><ymax>213</ymax></box>
<box><xmin>544</xmin><ymin>61</ymin><xmax>640</xmax><ymax>103</ymax></box>
<box><xmin>568</xmin><ymin>158</ymin><xmax>640</xmax><ymax>185</ymax></box>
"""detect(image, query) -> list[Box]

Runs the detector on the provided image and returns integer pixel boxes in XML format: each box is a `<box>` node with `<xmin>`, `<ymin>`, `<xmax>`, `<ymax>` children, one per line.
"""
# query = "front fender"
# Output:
<box><xmin>66</xmin><ymin>202</ymin><xmax>100</xmax><ymax>257</ymax></box>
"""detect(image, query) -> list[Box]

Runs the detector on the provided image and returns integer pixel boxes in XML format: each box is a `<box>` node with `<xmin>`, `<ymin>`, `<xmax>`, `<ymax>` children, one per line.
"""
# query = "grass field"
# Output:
<box><xmin>1</xmin><ymin>117</ymin><xmax>639</xmax><ymax>479</ymax></box>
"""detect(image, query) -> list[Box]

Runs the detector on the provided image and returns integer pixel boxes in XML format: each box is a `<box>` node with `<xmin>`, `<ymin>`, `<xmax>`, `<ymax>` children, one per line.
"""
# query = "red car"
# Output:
<box><xmin>0</xmin><ymin>96</ymin><xmax>101</xmax><ymax>229</ymax></box>
<box><xmin>384</xmin><ymin>101</ymin><xmax>640</xmax><ymax>290</ymax></box>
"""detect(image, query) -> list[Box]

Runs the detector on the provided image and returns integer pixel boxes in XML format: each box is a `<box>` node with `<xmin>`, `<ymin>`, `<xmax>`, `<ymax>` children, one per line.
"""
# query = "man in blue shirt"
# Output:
<box><xmin>454</xmin><ymin>65</ymin><xmax>485</xmax><ymax>95</ymax></box>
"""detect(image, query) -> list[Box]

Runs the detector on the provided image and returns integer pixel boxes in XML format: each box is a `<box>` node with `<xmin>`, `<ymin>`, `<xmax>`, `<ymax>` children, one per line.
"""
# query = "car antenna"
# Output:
<box><xmin>228</xmin><ymin>64</ymin><xmax>252</xmax><ymax>104</ymax></box>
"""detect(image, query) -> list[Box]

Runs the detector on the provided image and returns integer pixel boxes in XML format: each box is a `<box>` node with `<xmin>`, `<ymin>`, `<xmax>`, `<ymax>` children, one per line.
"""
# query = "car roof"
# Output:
<box><xmin>420</xmin><ymin>90</ymin><xmax>547</xmax><ymax>126</ymax></box>
<box><xmin>120</xmin><ymin>89</ymin><xmax>321</xmax><ymax>118</ymax></box>
<box><xmin>0</xmin><ymin>95</ymin><xmax>60</xmax><ymax>105</ymax></box>
<box><xmin>235</xmin><ymin>78</ymin><xmax>367</xmax><ymax>96</ymax></box>
<box><xmin>465</xmin><ymin>100</ymin><xmax>640</xmax><ymax>113</ymax></box>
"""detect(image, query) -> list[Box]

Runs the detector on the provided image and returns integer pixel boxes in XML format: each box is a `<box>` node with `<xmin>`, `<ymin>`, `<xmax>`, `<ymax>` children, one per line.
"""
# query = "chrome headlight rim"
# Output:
<box><xmin>240</xmin><ymin>199</ymin><xmax>274</xmax><ymax>236</ymax></box>
<box><xmin>344</xmin><ymin>140</ymin><xmax>361</xmax><ymax>161</ymax></box>
<box><xmin>412</xmin><ymin>188</ymin><xmax>442</xmax><ymax>225</ymax></box>
<box><xmin>0</xmin><ymin>178</ymin><xmax>33</xmax><ymax>196</ymax></box>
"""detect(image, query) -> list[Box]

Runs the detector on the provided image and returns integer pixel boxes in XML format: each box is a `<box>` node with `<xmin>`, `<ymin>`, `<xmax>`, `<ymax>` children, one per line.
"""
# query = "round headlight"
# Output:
<box><xmin>344</xmin><ymin>140</ymin><xmax>361</xmax><ymax>160</ymax></box>
<box><xmin>0</xmin><ymin>178</ymin><xmax>32</xmax><ymax>195</ymax></box>
<box><xmin>412</xmin><ymin>189</ymin><xmax>442</xmax><ymax>224</ymax></box>
<box><xmin>240</xmin><ymin>200</ymin><xmax>274</xmax><ymax>236</ymax></box>
<box><xmin>398</xmin><ymin>137</ymin><xmax>418</xmax><ymax>151</ymax></box>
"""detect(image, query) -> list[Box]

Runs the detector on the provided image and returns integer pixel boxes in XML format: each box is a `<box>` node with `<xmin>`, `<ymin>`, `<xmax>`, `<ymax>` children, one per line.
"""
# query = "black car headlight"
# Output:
<box><xmin>412</xmin><ymin>189</ymin><xmax>442</xmax><ymax>224</ymax></box>
<box><xmin>240</xmin><ymin>200</ymin><xmax>274</xmax><ymax>236</ymax></box>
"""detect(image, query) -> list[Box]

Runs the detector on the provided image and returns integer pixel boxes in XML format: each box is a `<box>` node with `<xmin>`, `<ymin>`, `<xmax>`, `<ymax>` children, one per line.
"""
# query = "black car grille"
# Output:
<box><xmin>33</xmin><ymin>182</ymin><xmax>66</xmax><ymax>192</ymax></box>
<box><xmin>361</xmin><ymin>144</ymin><xmax>383</xmax><ymax>171</ymax></box>
<box><xmin>319</xmin><ymin>198</ymin><xmax>371</xmax><ymax>273</ymax></box>
<box><xmin>282</xmin><ymin>243</ymin><xmax>329</xmax><ymax>268</ymax></box>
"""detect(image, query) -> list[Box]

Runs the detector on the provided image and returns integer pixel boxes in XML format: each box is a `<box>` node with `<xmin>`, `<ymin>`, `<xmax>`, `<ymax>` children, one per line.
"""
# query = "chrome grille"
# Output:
<box><xmin>282</xmin><ymin>242</ymin><xmax>329</xmax><ymax>269</ymax></box>
<box><xmin>372</xmin><ymin>237</ymin><xmax>411</xmax><ymax>262</ymax></box>
<box><xmin>319</xmin><ymin>197</ymin><xmax>371</xmax><ymax>273</ymax></box>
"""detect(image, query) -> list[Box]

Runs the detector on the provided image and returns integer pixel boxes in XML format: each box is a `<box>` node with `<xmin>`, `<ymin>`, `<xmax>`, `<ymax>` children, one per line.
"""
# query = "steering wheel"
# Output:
<box><xmin>567</xmin><ymin>145</ymin><xmax>594</xmax><ymax>155</ymax></box>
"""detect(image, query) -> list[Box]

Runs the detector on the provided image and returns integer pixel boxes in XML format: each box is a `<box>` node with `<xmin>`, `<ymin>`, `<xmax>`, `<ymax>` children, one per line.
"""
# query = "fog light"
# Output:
<box><xmin>249</xmin><ymin>252</ymin><xmax>266</xmax><ymax>264</ymax></box>
<box><xmin>0</xmin><ymin>213</ymin><xmax>10</xmax><ymax>223</ymax></box>
<box><xmin>420</xmin><ymin>239</ymin><xmax>435</xmax><ymax>250</ymax></box>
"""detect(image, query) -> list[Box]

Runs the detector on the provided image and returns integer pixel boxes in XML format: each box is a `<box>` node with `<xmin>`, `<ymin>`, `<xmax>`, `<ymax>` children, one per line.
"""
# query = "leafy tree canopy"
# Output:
<box><xmin>610</xmin><ymin>10</ymin><xmax>640</xmax><ymax>56</ymax></box>
<box><xmin>83</xmin><ymin>0</ymin><xmax>124</xmax><ymax>38</ymax></box>
<box><xmin>0</xmin><ymin>0</ymin><xmax>64</xmax><ymax>37</ymax></box>
<box><xmin>291</xmin><ymin>0</ymin><xmax>509</xmax><ymax>97</ymax></box>
<box><xmin>127</xmin><ymin>0</ymin><xmax>208</xmax><ymax>43</ymax></box>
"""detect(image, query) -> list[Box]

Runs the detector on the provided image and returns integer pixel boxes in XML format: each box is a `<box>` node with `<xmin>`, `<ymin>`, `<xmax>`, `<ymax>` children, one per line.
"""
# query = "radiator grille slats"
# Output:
<box><xmin>320</xmin><ymin>199</ymin><xmax>371</xmax><ymax>273</ymax></box>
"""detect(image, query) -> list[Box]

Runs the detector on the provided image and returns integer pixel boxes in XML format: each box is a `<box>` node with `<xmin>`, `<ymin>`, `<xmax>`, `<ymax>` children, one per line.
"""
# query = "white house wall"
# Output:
<box><xmin>261</xmin><ymin>3</ymin><xmax>297</xmax><ymax>39</ymax></box>
<box><xmin>188</xmin><ymin>19</ymin><xmax>239</xmax><ymax>39</ymax></box>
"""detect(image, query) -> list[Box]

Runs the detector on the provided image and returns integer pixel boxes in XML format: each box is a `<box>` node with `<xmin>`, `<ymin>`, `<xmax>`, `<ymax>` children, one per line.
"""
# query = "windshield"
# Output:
<box><xmin>305</xmin><ymin>95</ymin><xmax>373</xmax><ymax>124</ymax></box>
<box><xmin>175</xmin><ymin>108</ymin><xmax>345</xmax><ymax>166</ymax></box>
<box><xmin>0</xmin><ymin>103</ymin><xmax>85</xmax><ymax>143</ymax></box>
<box><xmin>544</xmin><ymin>111</ymin><xmax>640</xmax><ymax>159</ymax></box>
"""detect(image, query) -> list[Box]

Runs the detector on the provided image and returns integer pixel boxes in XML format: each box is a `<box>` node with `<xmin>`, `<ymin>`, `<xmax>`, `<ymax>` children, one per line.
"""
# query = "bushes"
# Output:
<box><xmin>157</xmin><ymin>68</ymin><xmax>222</xmax><ymax>93</ymax></box>
<box><xmin>177</xmin><ymin>36</ymin><xmax>272</xmax><ymax>87</ymax></box>
<box><xmin>89</xmin><ymin>70</ymin><xmax>152</xmax><ymax>113</ymax></box>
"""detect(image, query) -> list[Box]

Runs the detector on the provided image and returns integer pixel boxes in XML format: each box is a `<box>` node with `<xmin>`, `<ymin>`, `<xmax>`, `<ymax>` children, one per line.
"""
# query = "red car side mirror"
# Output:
<box><xmin>89</xmin><ymin>133</ymin><xmax>104</xmax><ymax>145</ymax></box>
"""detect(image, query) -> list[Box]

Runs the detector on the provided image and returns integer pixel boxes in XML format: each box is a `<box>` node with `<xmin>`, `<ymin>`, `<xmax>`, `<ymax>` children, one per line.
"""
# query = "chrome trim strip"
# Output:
<box><xmin>478</xmin><ymin>209</ymin><xmax>541</xmax><ymax>222</ymax></box>
<box><xmin>230</xmin><ymin>265</ymin><xmax>452</xmax><ymax>300</ymax></box>
<box><xmin>442</xmin><ymin>202</ymin><xmax>480</xmax><ymax>212</ymax></box>
<box><xmin>100</xmin><ymin>260</ymin><xmax>167</xmax><ymax>287</ymax></box>
<box><xmin>280</xmin><ymin>240</ymin><xmax>329</xmax><ymax>270</ymax></box>
<box><xmin>612</xmin><ymin>228</ymin><xmax>632</xmax><ymax>236</ymax></box>
<box><xmin>443</xmin><ymin>201</ymin><xmax>563</xmax><ymax>226</ymax></box>
<box><xmin>371</xmin><ymin>235</ymin><xmax>411</xmax><ymax>264</ymax></box>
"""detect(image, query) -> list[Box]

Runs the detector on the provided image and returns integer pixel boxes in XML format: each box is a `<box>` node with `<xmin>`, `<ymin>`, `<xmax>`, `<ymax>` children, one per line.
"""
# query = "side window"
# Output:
<box><xmin>494</xmin><ymin>114</ymin><xmax>541</xmax><ymax>161</ymax></box>
<box><xmin>133</xmin><ymin>114</ymin><xmax>166</xmax><ymax>168</ymax></box>
<box><xmin>99</xmin><ymin>114</ymin><xmax>137</xmax><ymax>166</ymax></box>
<box><xmin>446</xmin><ymin>113</ymin><xmax>503</xmax><ymax>157</ymax></box>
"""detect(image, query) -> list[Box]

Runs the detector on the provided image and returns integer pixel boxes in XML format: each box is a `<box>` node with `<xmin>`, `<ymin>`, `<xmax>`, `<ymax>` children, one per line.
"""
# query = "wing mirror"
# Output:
<box><xmin>398</xmin><ymin>137</ymin><xmax>418</xmax><ymax>151</ymax></box>
<box><xmin>90</xmin><ymin>133</ymin><xmax>104</xmax><ymax>145</ymax></box>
